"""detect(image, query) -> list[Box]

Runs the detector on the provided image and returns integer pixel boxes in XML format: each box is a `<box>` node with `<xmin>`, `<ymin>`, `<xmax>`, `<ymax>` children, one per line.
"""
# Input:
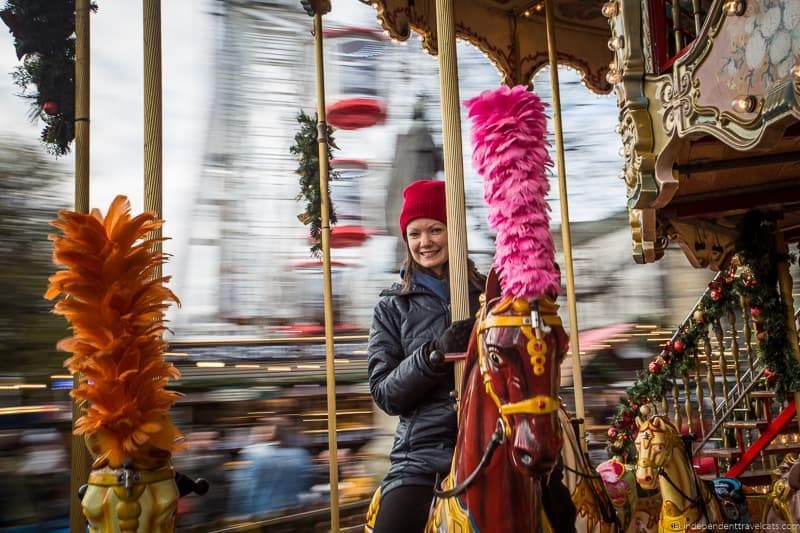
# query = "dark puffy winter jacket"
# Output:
<box><xmin>367</xmin><ymin>272</ymin><xmax>481</xmax><ymax>494</ymax></box>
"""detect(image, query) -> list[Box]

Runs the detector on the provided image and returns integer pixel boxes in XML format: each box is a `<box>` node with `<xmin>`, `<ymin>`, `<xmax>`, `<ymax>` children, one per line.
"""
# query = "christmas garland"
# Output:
<box><xmin>290</xmin><ymin>109</ymin><xmax>339</xmax><ymax>257</ymax></box>
<box><xmin>1</xmin><ymin>0</ymin><xmax>96</xmax><ymax>156</ymax></box>
<box><xmin>606</xmin><ymin>210</ymin><xmax>800</xmax><ymax>458</ymax></box>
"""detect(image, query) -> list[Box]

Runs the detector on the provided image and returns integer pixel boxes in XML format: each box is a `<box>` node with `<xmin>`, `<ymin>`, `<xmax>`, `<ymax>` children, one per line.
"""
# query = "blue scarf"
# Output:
<box><xmin>409</xmin><ymin>270</ymin><xmax>450</xmax><ymax>303</ymax></box>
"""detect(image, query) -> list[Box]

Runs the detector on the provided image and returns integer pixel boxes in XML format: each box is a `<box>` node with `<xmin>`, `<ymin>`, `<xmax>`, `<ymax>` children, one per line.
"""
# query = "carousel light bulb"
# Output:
<box><xmin>601</xmin><ymin>1</ymin><xmax>619</xmax><ymax>18</ymax></box>
<box><xmin>535</xmin><ymin>3</ymin><xmax>543</xmax><ymax>11</ymax></box>
<box><xmin>792</xmin><ymin>64</ymin><xmax>800</xmax><ymax>83</ymax></box>
<box><xmin>608</xmin><ymin>36</ymin><xmax>624</xmax><ymax>51</ymax></box>
<box><xmin>606</xmin><ymin>68</ymin><xmax>622</xmax><ymax>84</ymax></box>
<box><xmin>731</xmin><ymin>95</ymin><xmax>757</xmax><ymax>113</ymax></box>
<box><xmin>523</xmin><ymin>9</ymin><xmax>531</xmax><ymax>17</ymax></box>
<box><xmin>725</xmin><ymin>0</ymin><xmax>746</xmax><ymax>16</ymax></box>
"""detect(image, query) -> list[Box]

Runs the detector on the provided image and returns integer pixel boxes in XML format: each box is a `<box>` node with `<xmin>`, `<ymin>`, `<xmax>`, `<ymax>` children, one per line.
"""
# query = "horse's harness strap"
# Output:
<box><xmin>476</xmin><ymin>302</ymin><xmax>561</xmax><ymax>438</ymax></box>
<box><xmin>499</xmin><ymin>395</ymin><xmax>560</xmax><ymax>415</ymax></box>
<box><xmin>637</xmin><ymin>423</ymin><xmax>710</xmax><ymax>523</ymax></box>
<box><xmin>477</xmin><ymin>314</ymin><xmax>561</xmax><ymax>332</ymax></box>
<box><xmin>88</xmin><ymin>467</ymin><xmax>174</xmax><ymax>487</ymax></box>
<box><xmin>434</xmin><ymin>419</ymin><xmax>506</xmax><ymax>499</ymax></box>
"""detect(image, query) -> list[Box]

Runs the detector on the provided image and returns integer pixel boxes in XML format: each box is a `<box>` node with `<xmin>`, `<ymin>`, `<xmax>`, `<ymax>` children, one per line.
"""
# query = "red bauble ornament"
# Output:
<box><xmin>608</xmin><ymin>427</ymin><xmax>618</xmax><ymax>438</ymax></box>
<box><xmin>673</xmin><ymin>339</ymin><xmax>686</xmax><ymax>353</ymax></box>
<box><xmin>750</xmin><ymin>307</ymin><xmax>761</xmax><ymax>318</ymax></box>
<box><xmin>42</xmin><ymin>100</ymin><xmax>59</xmax><ymax>115</ymax></box>
<box><xmin>649</xmin><ymin>361</ymin><xmax>662</xmax><ymax>373</ymax></box>
<box><xmin>764</xmin><ymin>368</ymin><xmax>777</xmax><ymax>384</ymax></box>
<box><xmin>710</xmin><ymin>288</ymin><xmax>722</xmax><ymax>301</ymax></box>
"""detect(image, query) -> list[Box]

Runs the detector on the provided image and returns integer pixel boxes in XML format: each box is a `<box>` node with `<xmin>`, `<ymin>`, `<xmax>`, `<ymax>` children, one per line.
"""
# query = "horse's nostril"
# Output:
<box><xmin>520</xmin><ymin>452</ymin><xmax>532</xmax><ymax>466</ymax></box>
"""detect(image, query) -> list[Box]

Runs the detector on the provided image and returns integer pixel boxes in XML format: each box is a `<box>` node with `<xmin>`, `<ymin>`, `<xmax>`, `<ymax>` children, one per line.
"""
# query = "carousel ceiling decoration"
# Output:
<box><xmin>362</xmin><ymin>0</ymin><xmax>613</xmax><ymax>94</ymax></box>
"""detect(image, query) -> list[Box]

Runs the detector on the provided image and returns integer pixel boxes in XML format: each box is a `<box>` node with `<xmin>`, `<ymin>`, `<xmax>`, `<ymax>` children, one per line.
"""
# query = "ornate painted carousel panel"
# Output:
<box><xmin>606</xmin><ymin>0</ymin><xmax>800</xmax><ymax>267</ymax></box>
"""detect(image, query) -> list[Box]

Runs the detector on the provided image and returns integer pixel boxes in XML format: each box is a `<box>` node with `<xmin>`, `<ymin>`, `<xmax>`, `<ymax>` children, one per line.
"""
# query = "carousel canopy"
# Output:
<box><xmin>362</xmin><ymin>0</ymin><xmax>613</xmax><ymax>94</ymax></box>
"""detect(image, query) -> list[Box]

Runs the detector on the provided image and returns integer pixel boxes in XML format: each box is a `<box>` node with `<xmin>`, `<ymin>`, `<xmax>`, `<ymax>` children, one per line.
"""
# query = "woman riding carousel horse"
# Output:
<box><xmin>365</xmin><ymin>85</ymin><xmax>579</xmax><ymax>532</ymax></box>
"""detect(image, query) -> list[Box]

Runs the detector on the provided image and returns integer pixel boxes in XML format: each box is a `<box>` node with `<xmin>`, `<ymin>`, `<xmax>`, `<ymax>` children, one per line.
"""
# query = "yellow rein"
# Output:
<box><xmin>476</xmin><ymin>299</ymin><xmax>562</xmax><ymax>438</ymax></box>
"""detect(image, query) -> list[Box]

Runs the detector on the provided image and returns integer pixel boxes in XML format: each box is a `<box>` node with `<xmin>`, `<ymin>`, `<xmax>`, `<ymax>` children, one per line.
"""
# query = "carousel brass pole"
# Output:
<box><xmin>143</xmin><ymin>0</ymin><xmax>163</xmax><ymax>264</ymax></box>
<box><xmin>544</xmin><ymin>0</ymin><xmax>586</xmax><ymax>441</ymax></box>
<box><xmin>70</xmin><ymin>1</ymin><xmax>91</xmax><ymax>530</ymax></box>
<box><xmin>435</xmin><ymin>0</ymin><xmax>470</xmax><ymax>397</ymax></box>
<box><xmin>312</xmin><ymin>10</ymin><xmax>340</xmax><ymax>531</ymax></box>
<box><xmin>775</xmin><ymin>232</ymin><xmax>800</xmax><ymax>429</ymax></box>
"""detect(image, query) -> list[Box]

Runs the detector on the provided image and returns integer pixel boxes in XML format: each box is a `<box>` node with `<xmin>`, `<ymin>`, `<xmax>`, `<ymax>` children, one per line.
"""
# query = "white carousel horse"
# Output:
<box><xmin>558</xmin><ymin>408</ymin><xmax>659</xmax><ymax>533</ymax></box>
<box><xmin>634</xmin><ymin>415</ymin><xmax>723</xmax><ymax>532</ymax></box>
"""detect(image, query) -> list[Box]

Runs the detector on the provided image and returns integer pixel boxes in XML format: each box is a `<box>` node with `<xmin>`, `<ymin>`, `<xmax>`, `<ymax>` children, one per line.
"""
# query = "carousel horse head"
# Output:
<box><xmin>474</xmin><ymin>268</ymin><xmax>565</xmax><ymax>477</ymax></box>
<box><xmin>634</xmin><ymin>415</ymin><xmax>682</xmax><ymax>490</ymax></box>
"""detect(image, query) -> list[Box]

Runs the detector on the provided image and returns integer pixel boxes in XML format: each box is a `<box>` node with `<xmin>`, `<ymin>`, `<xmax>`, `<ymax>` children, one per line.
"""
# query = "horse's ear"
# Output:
<box><xmin>484</xmin><ymin>267</ymin><xmax>501</xmax><ymax>303</ymax></box>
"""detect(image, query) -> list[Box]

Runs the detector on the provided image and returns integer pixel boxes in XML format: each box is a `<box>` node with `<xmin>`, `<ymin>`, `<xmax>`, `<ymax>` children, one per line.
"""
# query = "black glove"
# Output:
<box><xmin>431</xmin><ymin>317</ymin><xmax>475</xmax><ymax>356</ymax></box>
<box><xmin>427</xmin><ymin>318</ymin><xmax>476</xmax><ymax>369</ymax></box>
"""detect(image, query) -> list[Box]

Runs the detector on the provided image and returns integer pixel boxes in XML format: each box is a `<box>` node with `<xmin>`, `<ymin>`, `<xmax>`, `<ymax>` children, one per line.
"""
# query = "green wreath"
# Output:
<box><xmin>1</xmin><ymin>0</ymin><xmax>97</xmax><ymax>156</ymax></box>
<box><xmin>290</xmin><ymin>110</ymin><xmax>339</xmax><ymax>257</ymax></box>
<box><xmin>607</xmin><ymin>210</ymin><xmax>800</xmax><ymax>457</ymax></box>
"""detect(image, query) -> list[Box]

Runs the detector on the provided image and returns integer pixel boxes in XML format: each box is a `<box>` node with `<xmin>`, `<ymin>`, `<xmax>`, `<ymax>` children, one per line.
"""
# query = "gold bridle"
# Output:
<box><xmin>635</xmin><ymin>419</ymin><xmax>679</xmax><ymax>472</ymax></box>
<box><xmin>476</xmin><ymin>295</ymin><xmax>562</xmax><ymax>438</ymax></box>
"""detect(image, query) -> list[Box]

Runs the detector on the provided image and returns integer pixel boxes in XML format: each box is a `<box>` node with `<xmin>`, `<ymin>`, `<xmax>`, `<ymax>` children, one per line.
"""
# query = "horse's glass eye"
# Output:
<box><xmin>488</xmin><ymin>350</ymin><xmax>503</xmax><ymax>366</ymax></box>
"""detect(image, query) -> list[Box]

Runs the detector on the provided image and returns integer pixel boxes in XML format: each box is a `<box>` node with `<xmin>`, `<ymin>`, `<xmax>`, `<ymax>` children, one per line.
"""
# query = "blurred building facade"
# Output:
<box><xmin>171</xmin><ymin>0</ymin><xmax>631</xmax><ymax>338</ymax></box>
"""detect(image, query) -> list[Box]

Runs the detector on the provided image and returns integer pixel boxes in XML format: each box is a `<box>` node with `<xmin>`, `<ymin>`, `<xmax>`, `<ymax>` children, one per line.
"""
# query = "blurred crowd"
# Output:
<box><xmin>0</xmin><ymin>429</ymin><xmax>70</xmax><ymax>531</ymax></box>
<box><xmin>0</xmin><ymin>417</ymin><xmax>379</xmax><ymax>532</ymax></box>
<box><xmin>174</xmin><ymin>418</ymin><xmax>377</xmax><ymax>530</ymax></box>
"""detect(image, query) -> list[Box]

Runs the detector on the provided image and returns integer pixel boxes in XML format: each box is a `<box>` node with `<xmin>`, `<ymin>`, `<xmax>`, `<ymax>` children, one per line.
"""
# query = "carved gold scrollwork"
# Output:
<box><xmin>619</xmin><ymin>110</ymin><xmax>658</xmax><ymax>210</ymax></box>
<box><xmin>629</xmin><ymin>208</ymin><xmax>662</xmax><ymax>264</ymax></box>
<box><xmin>666</xmin><ymin>219</ymin><xmax>737</xmax><ymax>271</ymax></box>
<box><xmin>660</xmin><ymin>72</ymin><xmax>695</xmax><ymax>135</ymax></box>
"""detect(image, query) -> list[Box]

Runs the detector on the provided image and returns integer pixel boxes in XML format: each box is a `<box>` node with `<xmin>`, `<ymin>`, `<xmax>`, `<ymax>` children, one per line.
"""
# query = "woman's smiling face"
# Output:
<box><xmin>405</xmin><ymin>217</ymin><xmax>449</xmax><ymax>277</ymax></box>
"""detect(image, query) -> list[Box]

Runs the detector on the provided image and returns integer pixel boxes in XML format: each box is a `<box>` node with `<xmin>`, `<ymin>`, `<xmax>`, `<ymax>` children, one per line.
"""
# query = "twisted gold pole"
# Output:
<box><xmin>312</xmin><ymin>12</ymin><xmax>340</xmax><ymax>531</ymax></box>
<box><xmin>71</xmin><ymin>1</ymin><xmax>91</xmax><ymax>530</ymax></box>
<box><xmin>544</xmin><ymin>0</ymin><xmax>585</xmax><ymax>439</ymax></box>
<box><xmin>143</xmin><ymin>0</ymin><xmax>163</xmax><ymax>275</ymax></box>
<box><xmin>775</xmin><ymin>232</ymin><xmax>800</xmax><ymax>435</ymax></box>
<box><xmin>435</xmin><ymin>0</ymin><xmax>469</xmax><ymax>397</ymax></box>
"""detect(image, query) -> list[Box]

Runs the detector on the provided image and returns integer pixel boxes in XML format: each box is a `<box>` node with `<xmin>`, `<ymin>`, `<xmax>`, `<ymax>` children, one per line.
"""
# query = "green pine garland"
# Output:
<box><xmin>290</xmin><ymin>110</ymin><xmax>339</xmax><ymax>257</ymax></box>
<box><xmin>606</xmin><ymin>210</ymin><xmax>800</xmax><ymax>458</ymax></box>
<box><xmin>1</xmin><ymin>0</ymin><xmax>97</xmax><ymax>156</ymax></box>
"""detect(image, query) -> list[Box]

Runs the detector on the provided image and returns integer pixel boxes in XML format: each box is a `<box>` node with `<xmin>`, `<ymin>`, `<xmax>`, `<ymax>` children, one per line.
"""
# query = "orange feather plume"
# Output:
<box><xmin>45</xmin><ymin>195</ymin><xmax>185</xmax><ymax>468</ymax></box>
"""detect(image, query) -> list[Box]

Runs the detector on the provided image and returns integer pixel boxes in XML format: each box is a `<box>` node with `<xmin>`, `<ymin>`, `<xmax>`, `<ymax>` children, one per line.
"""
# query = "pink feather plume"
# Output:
<box><xmin>465</xmin><ymin>85</ymin><xmax>560</xmax><ymax>301</ymax></box>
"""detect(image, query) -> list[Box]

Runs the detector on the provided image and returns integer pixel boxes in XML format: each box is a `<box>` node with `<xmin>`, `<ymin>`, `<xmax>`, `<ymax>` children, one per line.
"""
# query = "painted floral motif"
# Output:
<box><xmin>721</xmin><ymin>0</ymin><xmax>800</xmax><ymax>90</ymax></box>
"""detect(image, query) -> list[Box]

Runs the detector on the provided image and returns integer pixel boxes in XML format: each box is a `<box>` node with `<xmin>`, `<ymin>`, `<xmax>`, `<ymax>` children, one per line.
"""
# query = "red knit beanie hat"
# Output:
<box><xmin>399</xmin><ymin>179</ymin><xmax>447</xmax><ymax>240</ymax></box>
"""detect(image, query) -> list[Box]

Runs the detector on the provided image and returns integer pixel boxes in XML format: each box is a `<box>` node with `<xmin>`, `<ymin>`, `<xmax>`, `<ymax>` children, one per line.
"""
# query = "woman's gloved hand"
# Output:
<box><xmin>428</xmin><ymin>317</ymin><xmax>476</xmax><ymax>368</ymax></box>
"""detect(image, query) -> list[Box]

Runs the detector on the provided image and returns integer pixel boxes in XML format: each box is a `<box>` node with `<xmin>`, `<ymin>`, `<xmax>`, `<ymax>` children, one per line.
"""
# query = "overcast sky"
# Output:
<box><xmin>0</xmin><ymin>0</ymin><xmax>214</xmax><ymax>255</ymax></box>
<box><xmin>0</xmin><ymin>0</ymin><xmax>624</xmax><ymax>287</ymax></box>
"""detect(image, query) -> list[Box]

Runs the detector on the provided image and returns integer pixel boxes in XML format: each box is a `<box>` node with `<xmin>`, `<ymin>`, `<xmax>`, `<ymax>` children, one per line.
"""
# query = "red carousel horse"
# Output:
<box><xmin>425</xmin><ymin>268</ymin><xmax>570</xmax><ymax>532</ymax></box>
